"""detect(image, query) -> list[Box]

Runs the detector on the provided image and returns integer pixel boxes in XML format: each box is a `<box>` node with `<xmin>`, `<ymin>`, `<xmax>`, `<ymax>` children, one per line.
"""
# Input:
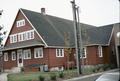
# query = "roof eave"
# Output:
<box><xmin>2</xmin><ymin>44</ymin><xmax>45</xmax><ymax>51</ymax></box>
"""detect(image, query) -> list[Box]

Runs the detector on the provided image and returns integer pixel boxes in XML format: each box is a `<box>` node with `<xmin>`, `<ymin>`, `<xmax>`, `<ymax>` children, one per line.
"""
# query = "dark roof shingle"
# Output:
<box><xmin>21</xmin><ymin>8</ymin><xmax>113</xmax><ymax>47</ymax></box>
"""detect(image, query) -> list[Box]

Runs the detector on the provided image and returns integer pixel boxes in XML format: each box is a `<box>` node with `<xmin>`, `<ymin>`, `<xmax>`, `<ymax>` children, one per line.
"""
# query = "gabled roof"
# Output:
<box><xmin>21</xmin><ymin>8</ymin><xmax>114</xmax><ymax>47</ymax></box>
<box><xmin>21</xmin><ymin>8</ymin><xmax>96</xmax><ymax>47</ymax></box>
<box><xmin>4</xmin><ymin>8</ymin><xmax>113</xmax><ymax>48</ymax></box>
<box><xmin>84</xmin><ymin>25</ymin><xmax>113</xmax><ymax>46</ymax></box>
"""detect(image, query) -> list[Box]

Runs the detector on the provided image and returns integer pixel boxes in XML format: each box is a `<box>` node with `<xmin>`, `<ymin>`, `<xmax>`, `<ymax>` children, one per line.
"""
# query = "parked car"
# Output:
<box><xmin>95</xmin><ymin>72</ymin><xmax>120</xmax><ymax>81</ymax></box>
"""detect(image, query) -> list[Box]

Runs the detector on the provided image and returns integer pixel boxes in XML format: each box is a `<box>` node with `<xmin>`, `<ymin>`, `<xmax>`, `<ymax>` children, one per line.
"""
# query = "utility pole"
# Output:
<box><xmin>71</xmin><ymin>0</ymin><xmax>83</xmax><ymax>75</ymax></box>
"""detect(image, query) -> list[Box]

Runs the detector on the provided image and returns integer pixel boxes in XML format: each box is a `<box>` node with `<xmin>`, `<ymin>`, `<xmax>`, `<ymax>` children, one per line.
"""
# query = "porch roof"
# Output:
<box><xmin>3</xmin><ymin>40</ymin><xmax>44</xmax><ymax>51</ymax></box>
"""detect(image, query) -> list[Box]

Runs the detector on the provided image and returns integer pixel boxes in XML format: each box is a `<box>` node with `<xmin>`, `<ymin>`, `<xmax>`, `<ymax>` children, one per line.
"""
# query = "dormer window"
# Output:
<box><xmin>16</xmin><ymin>19</ymin><xmax>25</xmax><ymax>27</ymax></box>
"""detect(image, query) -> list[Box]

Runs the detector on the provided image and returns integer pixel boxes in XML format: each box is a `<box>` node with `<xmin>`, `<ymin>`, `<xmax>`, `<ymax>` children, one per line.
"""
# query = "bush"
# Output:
<box><xmin>102</xmin><ymin>64</ymin><xmax>110</xmax><ymax>71</ymax></box>
<box><xmin>59</xmin><ymin>72</ymin><xmax>64</xmax><ymax>78</ymax></box>
<box><xmin>21</xmin><ymin>67</ymin><xmax>24</xmax><ymax>72</ymax></box>
<box><xmin>39</xmin><ymin>75</ymin><xmax>45</xmax><ymax>81</ymax></box>
<box><xmin>50</xmin><ymin>73</ymin><xmax>57</xmax><ymax>81</ymax></box>
<box><xmin>109</xmin><ymin>64</ymin><xmax>116</xmax><ymax>69</ymax></box>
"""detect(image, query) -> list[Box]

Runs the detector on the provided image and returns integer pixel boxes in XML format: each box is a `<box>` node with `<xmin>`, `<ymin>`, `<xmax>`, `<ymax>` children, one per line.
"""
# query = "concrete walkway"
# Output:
<box><xmin>63</xmin><ymin>69</ymin><xmax>119</xmax><ymax>81</ymax></box>
<box><xmin>0</xmin><ymin>73</ymin><xmax>8</xmax><ymax>81</ymax></box>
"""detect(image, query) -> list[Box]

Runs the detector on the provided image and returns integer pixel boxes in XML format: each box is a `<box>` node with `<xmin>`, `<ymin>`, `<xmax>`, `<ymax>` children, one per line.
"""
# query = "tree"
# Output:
<box><xmin>0</xmin><ymin>10</ymin><xmax>6</xmax><ymax>47</ymax></box>
<box><xmin>64</xmin><ymin>32</ymin><xmax>72</xmax><ymax>70</ymax></box>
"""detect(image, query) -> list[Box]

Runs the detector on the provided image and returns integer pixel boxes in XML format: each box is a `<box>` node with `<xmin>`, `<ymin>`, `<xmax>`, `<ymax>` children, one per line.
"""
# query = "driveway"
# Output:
<box><xmin>0</xmin><ymin>73</ymin><xmax>8</xmax><ymax>81</ymax></box>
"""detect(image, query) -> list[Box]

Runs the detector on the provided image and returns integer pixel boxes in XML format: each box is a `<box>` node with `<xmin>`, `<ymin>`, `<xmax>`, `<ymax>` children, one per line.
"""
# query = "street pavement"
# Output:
<box><xmin>63</xmin><ymin>69</ymin><xmax>119</xmax><ymax>81</ymax></box>
<box><xmin>69</xmin><ymin>74</ymin><xmax>100</xmax><ymax>81</ymax></box>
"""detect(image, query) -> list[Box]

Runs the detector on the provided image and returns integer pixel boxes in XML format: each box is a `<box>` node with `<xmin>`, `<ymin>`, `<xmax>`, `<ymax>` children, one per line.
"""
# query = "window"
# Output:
<box><xmin>56</xmin><ymin>49</ymin><xmax>64</xmax><ymax>57</ymax></box>
<box><xmin>23</xmin><ymin>49</ymin><xmax>31</xmax><ymax>59</ymax></box>
<box><xmin>117</xmin><ymin>32</ymin><xmax>120</xmax><ymax>38</ymax></box>
<box><xmin>98</xmin><ymin>46</ymin><xmax>103</xmax><ymax>57</ymax></box>
<box><xmin>4</xmin><ymin>52</ymin><xmax>8</xmax><ymax>61</ymax></box>
<box><xmin>11</xmin><ymin>51</ymin><xmax>16</xmax><ymax>60</ymax></box>
<box><xmin>26</xmin><ymin>30</ymin><xmax>34</xmax><ymax>40</ymax></box>
<box><xmin>81</xmin><ymin>47</ymin><xmax>87</xmax><ymax>58</ymax></box>
<box><xmin>18</xmin><ymin>30</ymin><xmax>34</xmax><ymax>42</ymax></box>
<box><xmin>16</xmin><ymin>19</ymin><xmax>25</xmax><ymax>27</ymax></box>
<box><xmin>10</xmin><ymin>34</ymin><xmax>17</xmax><ymax>43</ymax></box>
<box><xmin>18</xmin><ymin>33</ymin><xmax>24</xmax><ymax>42</ymax></box>
<box><xmin>34</xmin><ymin>48</ymin><xmax>43</xmax><ymax>58</ymax></box>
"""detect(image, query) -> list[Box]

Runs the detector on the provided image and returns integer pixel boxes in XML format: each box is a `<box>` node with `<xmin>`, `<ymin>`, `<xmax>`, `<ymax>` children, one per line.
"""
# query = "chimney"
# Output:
<box><xmin>41</xmin><ymin>8</ymin><xmax>46</xmax><ymax>15</ymax></box>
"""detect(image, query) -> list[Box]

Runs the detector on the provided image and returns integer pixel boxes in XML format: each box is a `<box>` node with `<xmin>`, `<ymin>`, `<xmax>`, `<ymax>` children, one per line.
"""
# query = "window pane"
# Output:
<box><xmin>12</xmin><ymin>52</ymin><xmax>16</xmax><ymax>60</ymax></box>
<box><xmin>4</xmin><ymin>53</ymin><xmax>8</xmax><ymax>61</ymax></box>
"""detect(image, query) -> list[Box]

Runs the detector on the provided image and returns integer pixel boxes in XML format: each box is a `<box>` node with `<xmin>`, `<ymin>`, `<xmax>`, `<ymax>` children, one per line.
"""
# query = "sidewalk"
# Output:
<box><xmin>63</xmin><ymin>69</ymin><xmax>119</xmax><ymax>81</ymax></box>
<box><xmin>0</xmin><ymin>73</ymin><xmax>8</xmax><ymax>81</ymax></box>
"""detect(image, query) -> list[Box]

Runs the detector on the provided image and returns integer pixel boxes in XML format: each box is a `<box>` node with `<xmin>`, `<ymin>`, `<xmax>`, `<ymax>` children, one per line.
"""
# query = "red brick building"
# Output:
<box><xmin>1</xmin><ymin>8</ymin><xmax>119</xmax><ymax>72</ymax></box>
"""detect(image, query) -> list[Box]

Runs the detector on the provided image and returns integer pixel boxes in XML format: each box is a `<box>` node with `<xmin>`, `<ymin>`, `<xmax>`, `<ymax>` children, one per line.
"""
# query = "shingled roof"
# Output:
<box><xmin>20</xmin><ymin>8</ymin><xmax>113</xmax><ymax>47</ymax></box>
<box><xmin>84</xmin><ymin>25</ymin><xmax>113</xmax><ymax>45</ymax></box>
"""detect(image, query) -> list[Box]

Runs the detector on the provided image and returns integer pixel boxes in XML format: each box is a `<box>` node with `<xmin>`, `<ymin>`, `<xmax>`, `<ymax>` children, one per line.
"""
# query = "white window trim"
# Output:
<box><xmin>10</xmin><ymin>34</ymin><xmax>17</xmax><ymax>43</ymax></box>
<box><xmin>117</xmin><ymin>32</ymin><xmax>120</xmax><ymax>38</ymax></box>
<box><xmin>16</xmin><ymin>19</ymin><xmax>25</xmax><ymax>27</ymax></box>
<box><xmin>56</xmin><ymin>49</ymin><xmax>64</xmax><ymax>57</ymax></box>
<box><xmin>34</xmin><ymin>48</ymin><xmax>43</xmax><ymax>58</ymax></box>
<box><xmin>11</xmin><ymin>51</ymin><xmax>16</xmax><ymax>61</ymax></box>
<box><xmin>11</xmin><ymin>30</ymin><xmax>34</xmax><ymax>43</ymax></box>
<box><xmin>23</xmin><ymin>49</ymin><xmax>31</xmax><ymax>59</ymax></box>
<box><xmin>98</xmin><ymin>46</ymin><xmax>103</xmax><ymax>57</ymax></box>
<box><xmin>26</xmin><ymin>30</ymin><xmax>34</xmax><ymax>40</ymax></box>
<box><xmin>4</xmin><ymin>52</ymin><xmax>8</xmax><ymax>61</ymax></box>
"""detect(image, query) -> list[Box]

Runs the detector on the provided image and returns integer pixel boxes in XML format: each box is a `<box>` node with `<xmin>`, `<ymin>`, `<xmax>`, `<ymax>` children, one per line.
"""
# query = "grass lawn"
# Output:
<box><xmin>8</xmin><ymin>66</ymin><xmax>107</xmax><ymax>81</ymax></box>
<box><xmin>8</xmin><ymin>69</ymin><xmax>78</xmax><ymax>81</ymax></box>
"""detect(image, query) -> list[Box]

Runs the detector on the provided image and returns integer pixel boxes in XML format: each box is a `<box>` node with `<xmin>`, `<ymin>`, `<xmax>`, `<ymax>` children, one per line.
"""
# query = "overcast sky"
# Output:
<box><xmin>0</xmin><ymin>0</ymin><xmax>119</xmax><ymax>32</ymax></box>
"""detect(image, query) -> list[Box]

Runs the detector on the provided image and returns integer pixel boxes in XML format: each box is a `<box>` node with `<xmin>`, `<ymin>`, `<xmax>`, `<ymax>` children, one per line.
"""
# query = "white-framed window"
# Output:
<box><xmin>23</xmin><ymin>49</ymin><xmax>31</xmax><ymax>59</ymax></box>
<box><xmin>117</xmin><ymin>32</ymin><xmax>120</xmax><ymax>38</ymax></box>
<box><xmin>34</xmin><ymin>48</ymin><xmax>43</xmax><ymax>58</ymax></box>
<box><xmin>26</xmin><ymin>30</ymin><xmax>34</xmax><ymax>40</ymax></box>
<box><xmin>11</xmin><ymin>51</ymin><xmax>16</xmax><ymax>61</ymax></box>
<box><xmin>16</xmin><ymin>19</ymin><xmax>25</xmax><ymax>27</ymax></box>
<box><xmin>18</xmin><ymin>30</ymin><xmax>34</xmax><ymax>42</ymax></box>
<box><xmin>18</xmin><ymin>33</ymin><xmax>24</xmax><ymax>42</ymax></box>
<box><xmin>56</xmin><ymin>49</ymin><xmax>64</xmax><ymax>57</ymax></box>
<box><xmin>98</xmin><ymin>46</ymin><xmax>103</xmax><ymax>57</ymax></box>
<box><xmin>81</xmin><ymin>47</ymin><xmax>87</xmax><ymax>58</ymax></box>
<box><xmin>4</xmin><ymin>52</ymin><xmax>8</xmax><ymax>61</ymax></box>
<box><xmin>10</xmin><ymin>34</ymin><xmax>17</xmax><ymax>43</ymax></box>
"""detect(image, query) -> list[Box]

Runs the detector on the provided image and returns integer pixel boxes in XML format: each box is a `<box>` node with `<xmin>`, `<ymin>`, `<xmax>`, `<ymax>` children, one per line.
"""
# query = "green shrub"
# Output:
<box><xmin>102</xmin><ymin>64</ymin><xmax>110</xmax><ymax>71</ymax></box>
<box><xmin>59</xmin><ymin>72</ymin><xmax>64</xmax><ymax>78</ymax></box>
<box><xmin>20</xmin><ymin>67</ymin><xmax>24</xmax><ymax>72</ymax></box>
<box><xmin>39</xmin><ymin>75</ymin><xmax>45</xmax><ymax>81</ymax></box>
<box><xmin>109</xmin><ymin>64</ymin><xmax>116</xmax><ymax>69</ymax></box>
<box><xmin>50</xmin><ymin>73</ymin><xmax>57</xmax><ymax>80</ymax></box>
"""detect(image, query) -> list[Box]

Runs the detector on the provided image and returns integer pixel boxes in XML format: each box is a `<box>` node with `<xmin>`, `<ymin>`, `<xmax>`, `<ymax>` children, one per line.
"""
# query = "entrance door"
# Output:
<box><xmin>17</xmin><ymin>49</ymin><xmax>23</xmax><ymax>67</ymax></box>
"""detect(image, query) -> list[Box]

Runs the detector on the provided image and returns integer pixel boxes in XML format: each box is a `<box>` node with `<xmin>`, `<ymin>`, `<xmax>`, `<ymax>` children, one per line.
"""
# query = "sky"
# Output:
<box><xmin>0</xmin><ymin>0</ymin><xmax>119</xmax><ymax>33</ymax></box>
